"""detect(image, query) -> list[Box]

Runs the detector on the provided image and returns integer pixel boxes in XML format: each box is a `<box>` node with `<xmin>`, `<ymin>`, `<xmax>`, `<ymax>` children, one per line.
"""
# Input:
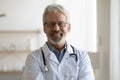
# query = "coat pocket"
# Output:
<box><xmin>60</xmin><ymin>58</ymin><xmax>78</xmax><ymax>80</ymax></box>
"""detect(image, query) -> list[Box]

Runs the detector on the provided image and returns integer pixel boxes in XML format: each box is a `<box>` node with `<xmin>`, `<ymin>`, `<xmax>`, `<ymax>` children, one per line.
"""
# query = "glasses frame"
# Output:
<box><xmin>44</xmin><ymin>21</ymin><xmax>68</xmax><ymax>28</ymax></box>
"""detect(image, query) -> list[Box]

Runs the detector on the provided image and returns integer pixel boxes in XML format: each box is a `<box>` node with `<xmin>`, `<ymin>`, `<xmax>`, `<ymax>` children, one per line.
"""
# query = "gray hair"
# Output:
<box><xmin>43</xmin><ymin>4</ymin><xmax>70</xmax><ymax>25</ymax></box>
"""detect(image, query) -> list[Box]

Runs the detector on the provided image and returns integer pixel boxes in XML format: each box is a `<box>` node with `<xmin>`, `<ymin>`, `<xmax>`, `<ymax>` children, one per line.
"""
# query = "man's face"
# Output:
<box><xmin>44</xmin><ymin>11</ymin><xmax>70</xmax><ymax>45</ymax></box>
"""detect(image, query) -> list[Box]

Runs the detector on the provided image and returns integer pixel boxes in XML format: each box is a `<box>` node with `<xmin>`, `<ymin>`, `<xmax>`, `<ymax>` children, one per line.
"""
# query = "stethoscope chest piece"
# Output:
<box><xmin>43</xmin><ymin>66</ymin><xmax>49</xmax><ymax>72</ymax></box>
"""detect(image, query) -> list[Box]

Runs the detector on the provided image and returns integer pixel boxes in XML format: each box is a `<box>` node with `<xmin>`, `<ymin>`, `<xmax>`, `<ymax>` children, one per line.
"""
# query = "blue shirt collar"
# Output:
<box><xmin>46</xmin><ymin>42</ymin><xmax>67</xmax><ymax>53</ymax></box>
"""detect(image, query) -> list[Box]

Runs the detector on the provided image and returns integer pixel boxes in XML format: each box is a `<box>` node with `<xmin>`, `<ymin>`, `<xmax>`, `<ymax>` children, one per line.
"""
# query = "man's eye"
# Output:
<box><xmin>44</xmin><ymin>22</ymin><xmax>67</xmax><ymax>27</ymax></box>
<box><xmin>58</xmin><ymin>22</ymin><xmax>66</xmax><ymax>27</ymax></box>
<box><xmin>49</xmin><ymin>23</ymin><xmax>55</xmax><ymax>26</ymax></box>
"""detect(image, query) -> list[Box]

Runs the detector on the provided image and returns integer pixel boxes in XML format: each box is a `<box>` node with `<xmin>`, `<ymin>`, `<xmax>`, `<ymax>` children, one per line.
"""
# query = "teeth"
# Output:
<box><xmin>53</xmin><ymin>33</ymin><xmax>60</xmax><ymax>36</ymax></box>
<box><xmin>52</xmin><ymin>33</ymin><xmax>61</xmax><ymax>38</ymax></box>
<box><xmin>54</xmin><ymin>33</ymin><xmax>59</xmax><ymax>35</ymax></box>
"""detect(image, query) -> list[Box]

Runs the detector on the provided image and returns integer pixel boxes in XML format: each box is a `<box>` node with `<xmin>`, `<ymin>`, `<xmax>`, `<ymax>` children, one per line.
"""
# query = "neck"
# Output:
<box><xmin>47</xmin><ymin>41</ymin><xmax>65</xmax><ymax>51</ymax></box>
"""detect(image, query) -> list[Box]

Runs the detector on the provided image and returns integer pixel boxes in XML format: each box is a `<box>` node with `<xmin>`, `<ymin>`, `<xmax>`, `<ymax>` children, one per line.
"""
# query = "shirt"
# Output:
<box><xmin>47</xmin><ymin>42</ymin><xmax>67</xmax><ymax>62</ymax></box>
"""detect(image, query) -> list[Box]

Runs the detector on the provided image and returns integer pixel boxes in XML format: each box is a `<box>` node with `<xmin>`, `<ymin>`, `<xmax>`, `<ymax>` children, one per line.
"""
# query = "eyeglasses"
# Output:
<box><xmin>44</xmin><ymin>21</ymin><xmax>68</xmax><ymax>27</ymax></box>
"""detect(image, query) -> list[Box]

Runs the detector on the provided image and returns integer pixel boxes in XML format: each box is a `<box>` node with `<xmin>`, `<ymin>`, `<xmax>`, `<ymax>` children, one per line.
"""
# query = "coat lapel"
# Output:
<box><xmin>60</xmin><ymin>44</ymin><xmax>73</xmax><ymax>63</ymax></box>
<box><xmin>42</xmin><ymin>43</ymin><xmax>59</xmax><ymax>64</ymax></box>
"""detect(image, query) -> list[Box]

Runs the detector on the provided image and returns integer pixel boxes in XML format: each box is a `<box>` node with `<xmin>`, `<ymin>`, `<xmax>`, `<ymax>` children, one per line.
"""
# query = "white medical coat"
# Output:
<box><xmin>22</xmin><ymin>43</ymin><xmax>95</xmax><ymax>80</ymax></box>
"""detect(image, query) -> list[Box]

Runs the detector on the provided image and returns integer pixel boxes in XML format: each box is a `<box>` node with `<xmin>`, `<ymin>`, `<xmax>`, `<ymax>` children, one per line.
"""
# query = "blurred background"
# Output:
<box><xmin>0</xmin><ymin>0</ymin><xmax>119</xmax><ymax>80</ymax></box>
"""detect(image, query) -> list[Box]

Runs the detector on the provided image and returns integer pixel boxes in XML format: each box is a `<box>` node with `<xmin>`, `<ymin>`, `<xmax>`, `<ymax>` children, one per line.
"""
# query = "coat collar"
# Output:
<box><xmin>41</xmin><ymin>43</ymin><xmax>74</xmax><ymax>64</ymax></box>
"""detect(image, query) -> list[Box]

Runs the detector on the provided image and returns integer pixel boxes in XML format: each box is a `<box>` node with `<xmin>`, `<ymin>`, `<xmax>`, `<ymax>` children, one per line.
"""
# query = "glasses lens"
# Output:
<box><xmin>58</xmin><ymin>22</ymin><xmax>67</xmax><ymax>27</ymax></box>
<box><xmin>44</xmin><ymin>21</ymin><xmax>67</xmax><ymax>27</ymax></box>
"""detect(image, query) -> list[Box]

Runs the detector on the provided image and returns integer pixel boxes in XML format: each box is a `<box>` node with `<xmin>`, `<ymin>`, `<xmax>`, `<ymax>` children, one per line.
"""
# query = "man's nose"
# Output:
<box><xmin>53</xmin><ymin>23</ymin><xmax>60</xmax><ymax>31</ymax></box>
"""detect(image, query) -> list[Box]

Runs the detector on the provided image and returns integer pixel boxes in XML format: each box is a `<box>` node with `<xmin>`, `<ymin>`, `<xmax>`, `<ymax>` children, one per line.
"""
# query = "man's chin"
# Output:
<box><xmin>51</xmin><ymin>41</ymin><xmax>61</xmax><ymax>45</ymax></box>
<box><xmin>50</xmin><ymin>39</ymin><xmax>63</xmax><ymax>45</ymax></box>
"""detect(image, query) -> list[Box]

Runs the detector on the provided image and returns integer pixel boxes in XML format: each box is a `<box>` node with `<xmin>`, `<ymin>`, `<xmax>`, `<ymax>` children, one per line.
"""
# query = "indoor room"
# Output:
<box><xmin>0</xmin><ymin>0</ymin><xmax>119</xmax><ymax>80</ymax></box>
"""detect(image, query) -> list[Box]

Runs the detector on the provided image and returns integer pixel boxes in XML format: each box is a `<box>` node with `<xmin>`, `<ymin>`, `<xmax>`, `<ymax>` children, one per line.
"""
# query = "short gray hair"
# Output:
<box><xmin>43</xmin><ymin>4</ymin><xmax>70</xmax><ymax>25</ymax></box>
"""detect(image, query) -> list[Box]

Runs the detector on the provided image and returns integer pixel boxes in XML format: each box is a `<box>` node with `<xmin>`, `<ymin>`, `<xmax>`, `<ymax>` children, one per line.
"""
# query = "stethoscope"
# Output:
<box><xmin>41</xmin><ymin>45</ymin><xmax>78</xmax><ymax>72</ymax></box>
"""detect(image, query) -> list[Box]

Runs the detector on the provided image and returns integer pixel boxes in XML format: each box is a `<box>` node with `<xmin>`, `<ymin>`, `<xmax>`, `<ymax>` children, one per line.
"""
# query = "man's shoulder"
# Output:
<box><xmin>27</xmin><ymin>48</ymin><xmax>42</xmax><ymax>59</ymax></box>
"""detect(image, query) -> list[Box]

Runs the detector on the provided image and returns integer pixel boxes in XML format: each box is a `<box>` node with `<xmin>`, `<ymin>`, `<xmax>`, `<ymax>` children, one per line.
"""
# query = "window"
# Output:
<box><xmin>54</xmin><ymin>0</ymin><xmax>97</xmax><ymax>52</ymax></box>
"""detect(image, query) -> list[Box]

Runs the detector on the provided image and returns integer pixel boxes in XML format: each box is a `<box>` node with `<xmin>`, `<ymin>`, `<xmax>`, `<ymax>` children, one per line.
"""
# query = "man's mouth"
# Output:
<box><xmin>52</xmin><ymin>33</ymin><xmax>61</xmax><ymax>39</ymax></box>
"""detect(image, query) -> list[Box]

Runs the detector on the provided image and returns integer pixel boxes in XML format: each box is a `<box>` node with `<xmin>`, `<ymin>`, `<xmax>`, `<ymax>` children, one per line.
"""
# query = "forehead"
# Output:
<box><xmin>45</xmin><ymin>11</ymin><xmax>67</xmax><ymax>22</ymax></box>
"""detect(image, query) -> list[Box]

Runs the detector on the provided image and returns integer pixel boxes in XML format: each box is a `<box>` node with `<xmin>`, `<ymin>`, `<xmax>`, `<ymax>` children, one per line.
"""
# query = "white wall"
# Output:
<box><xmin>0</xmin><ymin>0</ymin><xmax>52</xmax><ymax>30</ymax></box>
<box><xmin>110</xmin><ymin>0</ymin><xmax>120</xmax><ymax>80</ymax></box>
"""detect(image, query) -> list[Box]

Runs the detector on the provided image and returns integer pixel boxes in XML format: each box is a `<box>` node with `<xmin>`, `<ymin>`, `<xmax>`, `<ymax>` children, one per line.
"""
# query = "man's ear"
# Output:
<box><xmin>67</xmin><ymin>24</ymin><xmax>71</xmax><ymax>33</ymax></box>
<box><xmin>43</xmin><ymin>26</ymin><xmax>46</xmax><ymax>33</ymax></box>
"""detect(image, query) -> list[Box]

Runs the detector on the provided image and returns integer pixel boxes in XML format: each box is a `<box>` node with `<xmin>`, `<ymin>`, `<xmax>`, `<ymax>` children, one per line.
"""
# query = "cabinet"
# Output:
<box><xmin>0</xmin><ymin>30</ymin><xmax>40</xmax><ymax>53</ymax></box>
<box><xmin>0</xmin><ymin>30</ymin><xmax>40</xmax><ymax>72</ymax></box>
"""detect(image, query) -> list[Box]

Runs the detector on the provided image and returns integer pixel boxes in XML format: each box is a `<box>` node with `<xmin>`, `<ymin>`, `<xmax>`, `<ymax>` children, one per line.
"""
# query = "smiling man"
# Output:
<box><xmin>22</xmin><ymin>4</ymin><xmax>95</xmax><ymax>80</ymax></box>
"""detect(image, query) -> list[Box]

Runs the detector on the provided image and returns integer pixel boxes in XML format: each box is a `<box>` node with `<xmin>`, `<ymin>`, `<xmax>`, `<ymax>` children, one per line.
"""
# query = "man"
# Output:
<box><xmin>22</xmin><ymin>4</ymin><xmax>95</xmax><ymax>80</ymax></box>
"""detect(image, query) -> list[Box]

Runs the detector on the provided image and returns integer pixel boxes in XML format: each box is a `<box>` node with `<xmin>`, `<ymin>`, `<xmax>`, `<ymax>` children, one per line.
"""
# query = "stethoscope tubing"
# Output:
<box><xmin>41</xmin><ymin>45</ymin><xmax>78</xmax><ymax>72</ymax></box>
<box><xmin>41</xmin><ymin>48</ymin><xmax>46</xmax><ymax>66</ymax></box>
